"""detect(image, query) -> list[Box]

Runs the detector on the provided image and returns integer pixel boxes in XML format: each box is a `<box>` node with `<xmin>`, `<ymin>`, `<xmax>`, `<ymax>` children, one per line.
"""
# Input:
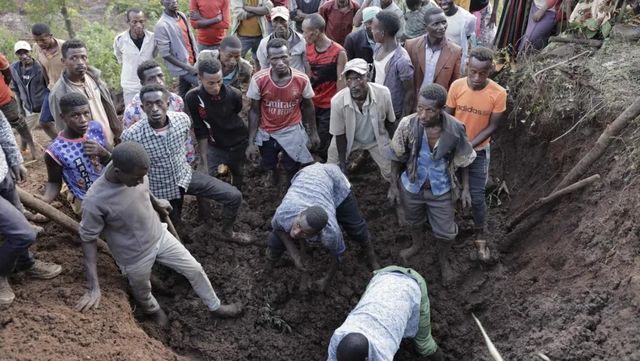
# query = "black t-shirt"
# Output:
<box><xmin>185</xmin><ymin>84</ymin><xmax>248</xmax><ymax>149</ymax></box>
<box><xmin>132</xmin><ymin>34</ymin><xmax>145</xmax><ymax>50</ymax></box>
<box><xmin>469</xmin><ymin>0</ymin><xmax>489</xmax><ymax>12</ymax></box>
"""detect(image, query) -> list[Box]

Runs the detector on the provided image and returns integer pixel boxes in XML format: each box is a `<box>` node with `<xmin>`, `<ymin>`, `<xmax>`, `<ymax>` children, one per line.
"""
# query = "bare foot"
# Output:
<box><xmin>211</xmin><ymin>302</ymin><xmax>243</xmax><ymax>318</ymax></box>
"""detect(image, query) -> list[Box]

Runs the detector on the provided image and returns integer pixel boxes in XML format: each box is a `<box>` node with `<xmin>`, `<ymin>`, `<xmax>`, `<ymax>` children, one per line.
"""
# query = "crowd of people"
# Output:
<box><xmin>1</xmin><ymin>0</ymin><xmax>533</xmax><ymax>358</ymax></box>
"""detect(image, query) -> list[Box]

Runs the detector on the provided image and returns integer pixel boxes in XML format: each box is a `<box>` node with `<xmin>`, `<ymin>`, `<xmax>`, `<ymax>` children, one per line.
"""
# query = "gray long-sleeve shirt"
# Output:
<box><xmin>79</xmin><ymin>169</ymin><xmax>164</xmax><ymax>267</ymax></box>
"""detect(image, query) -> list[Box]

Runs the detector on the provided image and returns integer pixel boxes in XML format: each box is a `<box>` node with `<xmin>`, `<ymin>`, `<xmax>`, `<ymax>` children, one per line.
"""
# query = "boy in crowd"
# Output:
<box><xmin>49</xmin><ymin>39</ymin><xmax>121</xmax><ymax>147</ymax></box>
<box><xmin>122</xmin><ymin>84</ymin><xmax>249</xmax><ymax>242</ymax></box>
<box><xmin>197</xmin><ymin>36</ymin><xmax>254</xmax><ymax>91</ymax></box>
<box><xmin>445</xmin><ymin>47</ymin><xmax>506</xmax><ymax>242</ymax></box>
<box><xmin>122</xmin><ymin>60</ymin><xmax>195</xmax><ymax>163</ymax></box>
<box><xmin>246</xmin><ymin>38</ymin><xmax>319</xmax><ymax>186</ymax></box>
<box><xmin>267</xmin><ymin>163</ymin><xmax>378</xmax><ymax>292</ymax></box>
<box><xmin>41</xmin><ymin>93</ymin><xmax>111</xmax><ymax>214</ymax></box>
<box><xmin>302</xmin><ymin>14</ymin><xmax>348</xmax><ymax>161</ymax></box>
<box><xmin>76</xmin><ymin>141</ymin><xmax>242</xmax><ymax>325</ymax></box>
<box><xmin>186</xmin><ymin>58</ymin><xmax>249</xmax><ymax>189</ymax></box>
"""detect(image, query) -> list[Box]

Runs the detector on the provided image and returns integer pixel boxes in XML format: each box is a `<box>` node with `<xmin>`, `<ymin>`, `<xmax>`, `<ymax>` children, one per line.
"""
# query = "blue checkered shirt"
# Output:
<box><xmin>121</xmin><ymin>111</ymin><xmax>192</xmax><ymax>200</ymax></box>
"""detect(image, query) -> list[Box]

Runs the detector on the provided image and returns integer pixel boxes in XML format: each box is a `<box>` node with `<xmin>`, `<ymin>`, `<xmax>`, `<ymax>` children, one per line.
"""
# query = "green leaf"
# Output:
<box><xmin>601</xmin><ymin>20</ymin><xmax>612</xmax><ymax>38</ymax></box>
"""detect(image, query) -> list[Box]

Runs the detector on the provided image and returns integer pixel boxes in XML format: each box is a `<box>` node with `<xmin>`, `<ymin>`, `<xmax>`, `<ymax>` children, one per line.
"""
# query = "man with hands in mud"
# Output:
<box><xmin>266</xmin><ymin>163</ymin><xmax>379</xmax><ymax>292</ymax></box>
<box><xmin>387</xmin><ymin>84</ymin><xmax>475</xmax><ymax>286</ymax></box>
<box><xmin>76</xmin><ymin>142</ymin><xmax>241</xmax><ymax>326</ymax></box>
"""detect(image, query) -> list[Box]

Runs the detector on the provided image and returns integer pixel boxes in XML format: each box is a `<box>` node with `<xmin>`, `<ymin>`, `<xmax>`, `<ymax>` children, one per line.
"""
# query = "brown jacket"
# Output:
<box><xmin>404</xmin><ymin>35</ymin><xmax>462</xmax><ymax>96</ymax></box>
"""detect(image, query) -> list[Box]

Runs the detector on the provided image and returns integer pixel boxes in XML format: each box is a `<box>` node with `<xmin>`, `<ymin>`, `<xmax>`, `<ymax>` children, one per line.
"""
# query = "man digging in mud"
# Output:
<box><xmin>76</xmin><ymin>142</ymin><xmax>242</xmax><ymax>325</ymax></box>
<box><xmin>387</xmin><ymin>84</ymin><xmax>475</xmax><ymax>286</ymax></box>
<box><xmin>266</xmin><ymin>163</ymin><xmax>379</xmax><ymax>292</ymax></box>
<box><xmin>327</xmin><ymin>266</ymin><xmax>444</xmax><ymax>361</ymax></box>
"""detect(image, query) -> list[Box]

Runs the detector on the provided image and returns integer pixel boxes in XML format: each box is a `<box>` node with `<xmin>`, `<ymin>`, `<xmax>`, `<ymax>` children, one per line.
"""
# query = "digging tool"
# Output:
<box><xmin>16</xmin><ymin>186</ymin><xmax>110</xmax><ymax>252</ymax></box>
<box><xmin>158</xmin><ymin>211</ymin><xmax>180</xmax><ymax>241</ymax></box>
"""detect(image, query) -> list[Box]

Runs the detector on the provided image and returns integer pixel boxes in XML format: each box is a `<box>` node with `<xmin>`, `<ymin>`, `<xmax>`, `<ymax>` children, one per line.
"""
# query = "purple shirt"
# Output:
<box><xmin>373</xmin><ymin>44</ymin><xmax>414</xmax><ymax>117</ymax></box>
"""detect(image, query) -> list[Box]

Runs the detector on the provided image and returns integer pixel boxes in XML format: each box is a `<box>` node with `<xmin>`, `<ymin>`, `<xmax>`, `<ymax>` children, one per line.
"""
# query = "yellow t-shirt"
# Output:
<box><xmin>237</xmin><ymin>0</ymin><xmax>262</xmax><ymax>37</ymax></box>
<box><xmin>454</xmin><ymin>0</ymin><xmax>471</xmax><ymax>10</ymax></box>
<box><xmin>446</xmin><ymin>78</ymin><xmax>507</xmax><ymax>149</ymax></box>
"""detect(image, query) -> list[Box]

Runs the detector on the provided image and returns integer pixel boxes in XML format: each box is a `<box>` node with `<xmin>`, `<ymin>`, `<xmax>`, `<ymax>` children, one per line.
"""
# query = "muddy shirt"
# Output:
<box><xmin>327</xmin><ymin>272</ymin><xmax>422</xmax><ymax>361</ymax></box>
<box><xmin>271</xmin><ymin>163</ymin><xmax>351</xmax><ymax>257</ymax></box>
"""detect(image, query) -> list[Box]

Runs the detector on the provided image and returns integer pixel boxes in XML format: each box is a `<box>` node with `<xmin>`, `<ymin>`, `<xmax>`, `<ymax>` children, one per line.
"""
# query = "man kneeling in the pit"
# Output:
<box><xmin>267</xmin><ymin>162</ymin><xmax>379</xmax><ymax>291</ymax></box>
<box><xmin>75</xmin><ymin>142</ymin><xmax>241</xmax><ymax>325</ymax></box>
<box><xmin>327</xmin><ymin>266</ymin><xmax>445</xmax><ymax>361</ymax></box>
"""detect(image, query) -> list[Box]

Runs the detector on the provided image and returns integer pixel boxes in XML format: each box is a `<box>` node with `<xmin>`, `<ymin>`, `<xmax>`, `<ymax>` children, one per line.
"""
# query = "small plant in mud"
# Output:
<box><xmin>255</xmin><ymin>303</ymin><xmax>292</xmax><ymax>334</ymax></box>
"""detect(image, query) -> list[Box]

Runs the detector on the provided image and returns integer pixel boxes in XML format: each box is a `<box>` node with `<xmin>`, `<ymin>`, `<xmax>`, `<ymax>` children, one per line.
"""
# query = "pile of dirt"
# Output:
<box><xmin>2</xmin><ymin>37</ymin><xmax>640</xmax><ymax>361</ymax></box>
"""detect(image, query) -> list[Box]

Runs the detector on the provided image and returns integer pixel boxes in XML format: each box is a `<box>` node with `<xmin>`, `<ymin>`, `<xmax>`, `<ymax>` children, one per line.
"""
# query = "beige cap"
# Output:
<box><xmin>14</xmin><ymin>41</ymin><xmax>32</xmax><ymax>53</ymax></box>
<box><xmin>342</xmin><ymin>58</ymin><xmax>369</xmax><ymax>75</ymax></box>
<box><xmin>271</xmin><ymin>6</ymin><xmax>290</xmax><ymax>21</ymax></box>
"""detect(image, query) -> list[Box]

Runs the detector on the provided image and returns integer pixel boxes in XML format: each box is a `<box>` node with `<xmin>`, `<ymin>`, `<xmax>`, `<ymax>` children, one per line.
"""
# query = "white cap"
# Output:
<box><xmin>14</xmin><ymin>41</ymin><xmax>32</xmax><ymax>53</ymax></box>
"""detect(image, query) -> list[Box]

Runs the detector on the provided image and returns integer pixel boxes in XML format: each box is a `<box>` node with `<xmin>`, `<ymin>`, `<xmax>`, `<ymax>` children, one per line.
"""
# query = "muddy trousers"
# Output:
<box><xmin>267</xmin><ymin>191</ymin><xmax>370</xmax><ymax>258</ymax></box>
<box><xmin>467</xmin><ymin>148</ymin><xmax>489</xmax><ymax>231</ymax></box>
<box><xmin>168</xmin><ymin>171</ymin><xmax>243</xmax><ymax>225</ymax></box>
<box><xmin>0</xmin><ymin>175</ymin><xmax>36</xmax><ymax>277</ymax></box>
<box><xmin>120</xmin><ymin>227</ymin><xmax>221</xmax><ymax>314</ymax></box>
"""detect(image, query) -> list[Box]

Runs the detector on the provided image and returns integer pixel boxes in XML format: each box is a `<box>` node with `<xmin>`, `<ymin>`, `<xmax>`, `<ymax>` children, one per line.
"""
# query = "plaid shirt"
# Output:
<box><xmin>121</xmin><ymin>111</ymin><xmax>192</xmax><ymax>200</ymax></box>
<box><xmin>0</xmin><ymin>110</ymin><xmax>23</xmax><ymax>183</ymax></box>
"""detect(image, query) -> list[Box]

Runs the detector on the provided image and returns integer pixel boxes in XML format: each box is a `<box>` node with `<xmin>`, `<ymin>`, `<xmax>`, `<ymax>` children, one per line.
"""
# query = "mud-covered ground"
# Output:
<box><xmin>3</xmin><ymin>40</ymin><xmax>640</xmax><ymax>360</ymax></box>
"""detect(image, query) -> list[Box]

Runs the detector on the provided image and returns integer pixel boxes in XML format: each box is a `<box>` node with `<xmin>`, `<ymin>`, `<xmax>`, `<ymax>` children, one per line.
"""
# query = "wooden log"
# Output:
<box><xmin>553</xmin><ymin>97</ymin><xmax>640</xmax><ymax>191</ymax></box>
<box><xmin>548</xmin><ymin>36</ymin><xmax>603</xmax><ymax>48</ymax></box>
<box><xmin>507</xmin><ymin>174</ymin><xmax>601</xmax><ymax>230</ymax></box>
<box><xmin>16</xmin><ymin>187</ymin><xmax>109</xmax><ymax>251</ymax></box>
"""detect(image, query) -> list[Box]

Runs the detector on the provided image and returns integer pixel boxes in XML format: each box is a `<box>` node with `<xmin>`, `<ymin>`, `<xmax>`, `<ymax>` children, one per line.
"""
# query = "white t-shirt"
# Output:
<box><xmin>373</xmin><ymin>49</ymin><xmax>395</xmax><ymax>85</ymax></box>
<box><xmin>445</xmin><ymin>7</ymin><xmax>476</xmax><ymax>49</ymax></box>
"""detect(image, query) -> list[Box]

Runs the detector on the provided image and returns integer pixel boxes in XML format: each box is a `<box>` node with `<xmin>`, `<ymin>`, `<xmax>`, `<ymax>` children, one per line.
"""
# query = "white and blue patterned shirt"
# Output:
<box><xmin>121</xmin><ymin>111</ymin><xmax>192</xmax><ymax>201</ymax></box>
<box><xmin>271</xmin><ymin>163</ymin><xmax>352</xmax><ymax>257</ymax></box>
<box><xmin>327</xmin><ymin>272</ymin><xmax>422</xmax><ymax>361</ymax></box>
<box><xmin>401</xmin><ymin>135</ymin><xmax>451</xmax><ymax>196</ymax></box>
<box><xmin>0</xmin><ymin>111</ymin><xmax>24</xmax><ymax>183</ymax></box>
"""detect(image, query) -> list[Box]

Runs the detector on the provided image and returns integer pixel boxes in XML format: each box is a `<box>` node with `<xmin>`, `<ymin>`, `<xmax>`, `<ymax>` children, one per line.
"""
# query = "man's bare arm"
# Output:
<box><xmin>275</xmin><ymin>230</ymin><xmax>306</xmax><ymax>271</ymax></box>
<box><xmin>162</xmin><ymin>55</ymin><xmax>197</xmax><ymax>74</ymax></box>
<box><xmin>469</xmin><ymin>111</ymin><xmax>504</xmax><ymax>148</ymax></box>
<box><xmin>190</xmin><ymin>9</ymin><xmax>223</xmax><ymax>28</ymax></box>
<box><xmin>336</xmin><ymin>134</ymin><xmax>348</xmax><ymax>173</ymax></box>
<box><xmin>402</xmin><ymin>78</ymin><xmax>415</xmax><ymax>117</ymax></box>
<box><xmin>336</xmin><ymin>51</ymin><xmax>348</xmax><ymax>91</ymax></box>
<box><xmin>41</xmin><ymin>154</ymin><xmax>64</xmax><ymax>203</ymax></box>
<box><xmin>244</xmin><ymin>5</ymin><xmax>270</xmax><ymax>15</ymax></box>
<box><xmin>75</xmin><ymin>240</ymin><xmax>101</xmax><ymax>312</ymax></box>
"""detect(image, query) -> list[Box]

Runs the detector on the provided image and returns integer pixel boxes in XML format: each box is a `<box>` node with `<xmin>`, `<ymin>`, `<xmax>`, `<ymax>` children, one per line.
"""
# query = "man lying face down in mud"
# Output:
<box><xmin>266</xmin><ymin>162</ymin><xmax>380</xmax><ymax>291</ymax></box>
<box><xmin>327</xmin><ymin>266</ymin><xmax>445</xmax><ymax>361</ymax></box>
<box><xmin>75</xmin><ymin>142</ymin><xmax>242</xmax><ymax>326</ymax></box>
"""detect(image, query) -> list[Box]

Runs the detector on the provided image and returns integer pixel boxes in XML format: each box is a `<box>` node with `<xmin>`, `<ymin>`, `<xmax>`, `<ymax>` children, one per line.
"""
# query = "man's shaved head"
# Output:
<box><xmin>301</xmin><ymin>206</ymin><xmax>329</xmax><ymax>231</ymax></box>
<box><xmin>112</xmin><ymin>141</ymin><xmax>150</xmax><ymax>173</ymax></box>
<box><xmin>304</xmin><ymin>13</ymin><xmax>326</xmax><ymax>32</ymax></box>
<box><xmin>336</xmin><ymin>333</ymin><xmax>369</xmax><ymax>361</ymax></box>
<box><xmin>220</xmin><ymin>36</ymin><xmax>242</xmax><ymax>50</ymax></box>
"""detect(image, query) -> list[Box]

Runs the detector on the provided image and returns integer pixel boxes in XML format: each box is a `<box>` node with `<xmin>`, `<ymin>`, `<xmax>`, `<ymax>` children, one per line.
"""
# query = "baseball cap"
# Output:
<box><xmin>342</xmin><ymin>58</ymin><xmax>369</xmax><ymax>75</ymax></box>
<box><xmin>271</xmin><ymin>6</ymin><xmax>290</xmax><ymax>21</ymax></box>
<box><xmin>14</xmin><ymin>41</ymin><xmax>32</xmax><ymax>53</ymax></box>
<box><xmin>362</xmin><ymin>6</ymin><xmax>381</xmax><ymax>23</ymax></box>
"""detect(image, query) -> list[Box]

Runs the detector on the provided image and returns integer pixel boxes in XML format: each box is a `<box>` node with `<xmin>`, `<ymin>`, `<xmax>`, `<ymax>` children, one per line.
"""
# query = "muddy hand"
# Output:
<box><xmin>75</xmin><ymin>288</ymin><xmax>101</xmax><ymax>312</ymax></box>
<box><xmin>461</xmin><ymin>188</ymin><xmax>472</xmax><ymax>209</ymax></box>
<box><xmin>245</xmin><ymin>144</ymin><xmax>260</xmax><ymax>162</ymax></box>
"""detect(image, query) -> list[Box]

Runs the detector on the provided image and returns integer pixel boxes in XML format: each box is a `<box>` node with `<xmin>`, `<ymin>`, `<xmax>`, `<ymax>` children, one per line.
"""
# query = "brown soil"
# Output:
<box><xmin>2</xmin><ymin>40</ymin><xmax>640</xmax><ymax>360</ymax></box>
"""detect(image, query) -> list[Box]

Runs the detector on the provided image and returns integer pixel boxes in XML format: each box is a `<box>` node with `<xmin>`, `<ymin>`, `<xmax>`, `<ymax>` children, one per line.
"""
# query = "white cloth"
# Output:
<box><xmin>445</xmin><ymin>8</ymin><xmax>476</xmax><ymax>74</ymax></box>
<box><xmin>419</xmin><ymin>45</ymin><xmax>441</xmax><ymax>91</ymax></box>
<box><xmin>327</xmin><ymin>272</ymin><xmax>422</xmax><ymax>361</ymax></box>
<box><xmin>373</xmin><ymin>49</ymin><xmax>394</xmax><ymax>85</ymax></box>
<box><xmin>113</xmin><ymin>29</ymin><xmax>157</xmax><ymax>95</ymax></box>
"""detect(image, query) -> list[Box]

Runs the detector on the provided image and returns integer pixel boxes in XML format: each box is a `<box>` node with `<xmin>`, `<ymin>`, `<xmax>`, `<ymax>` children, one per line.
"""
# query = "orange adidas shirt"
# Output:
<box><xmin>446</xmin><ymin>77</ymin><xmax>507</xmax><ymax>149</ymax></box>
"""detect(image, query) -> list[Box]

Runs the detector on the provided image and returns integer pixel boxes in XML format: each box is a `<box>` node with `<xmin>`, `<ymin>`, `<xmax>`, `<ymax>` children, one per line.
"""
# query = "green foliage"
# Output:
<box><xmin>108</xmin><ymin>0</ymin><xmax>190</xmax><ymax>23</ymax></box>
<box><xmin>567</xmin><ymin>18</ymin><xmax>613</xmax><ymax>39</ymax></box>
<box><xmin>79</xmin><ymin>22</ymin><xmax>120</xmax><ymax>91</ymax></box>
<box><xmin>0</xmin><ymin>26</ymin><xmax>20</xmax><ymax>59</ymax></box>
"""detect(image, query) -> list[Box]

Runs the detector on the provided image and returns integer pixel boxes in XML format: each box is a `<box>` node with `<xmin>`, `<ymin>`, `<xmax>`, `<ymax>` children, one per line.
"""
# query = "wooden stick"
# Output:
<box><xmin>548</xmin><ymin>36</ymin><xmax>603</xmax><ymax>48</ymax></box>
<box><xmin>16</xmin><ymin>187</ymin><xmax>109</xmax><ymax>251</ymax></box>
<box><xmin>507</xmin><ymin>174</ymin><xmax>601</xmax><ymax>230</ymax></box>
<box><xmin>533</xmin><ymin>50</ymin><xmax>591</xmax><ymax>81</ymax></box>
<box><xmin>553</xmin><ymin>96</ymin><xmax>640</xmax><ymax>191</ymax></box>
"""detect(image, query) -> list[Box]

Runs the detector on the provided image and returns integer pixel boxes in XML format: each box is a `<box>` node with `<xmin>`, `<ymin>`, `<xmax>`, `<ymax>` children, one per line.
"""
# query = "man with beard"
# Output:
<box><xmin>405</xmin><ymin>7</ymin><xmax>461</xmax><ymax>98</ymax></box>
<box><xmin>256</xmin><ymin>7</ymin><xmax>309</xmax><ymax>74</ymax></box>
<box><xmin>114</xmin><ymin>8</ymin><xmax>157</xmax><ymax>105</ymax></box>
<box><xmin>49</xmin><ymin>39</ymin><xmax>121</xmax><ymax>147</ymax></box>
<box><xmin>327</xmin><ymin>59</ymin><xmax>395</xmax><ymax>190</ymax></box>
